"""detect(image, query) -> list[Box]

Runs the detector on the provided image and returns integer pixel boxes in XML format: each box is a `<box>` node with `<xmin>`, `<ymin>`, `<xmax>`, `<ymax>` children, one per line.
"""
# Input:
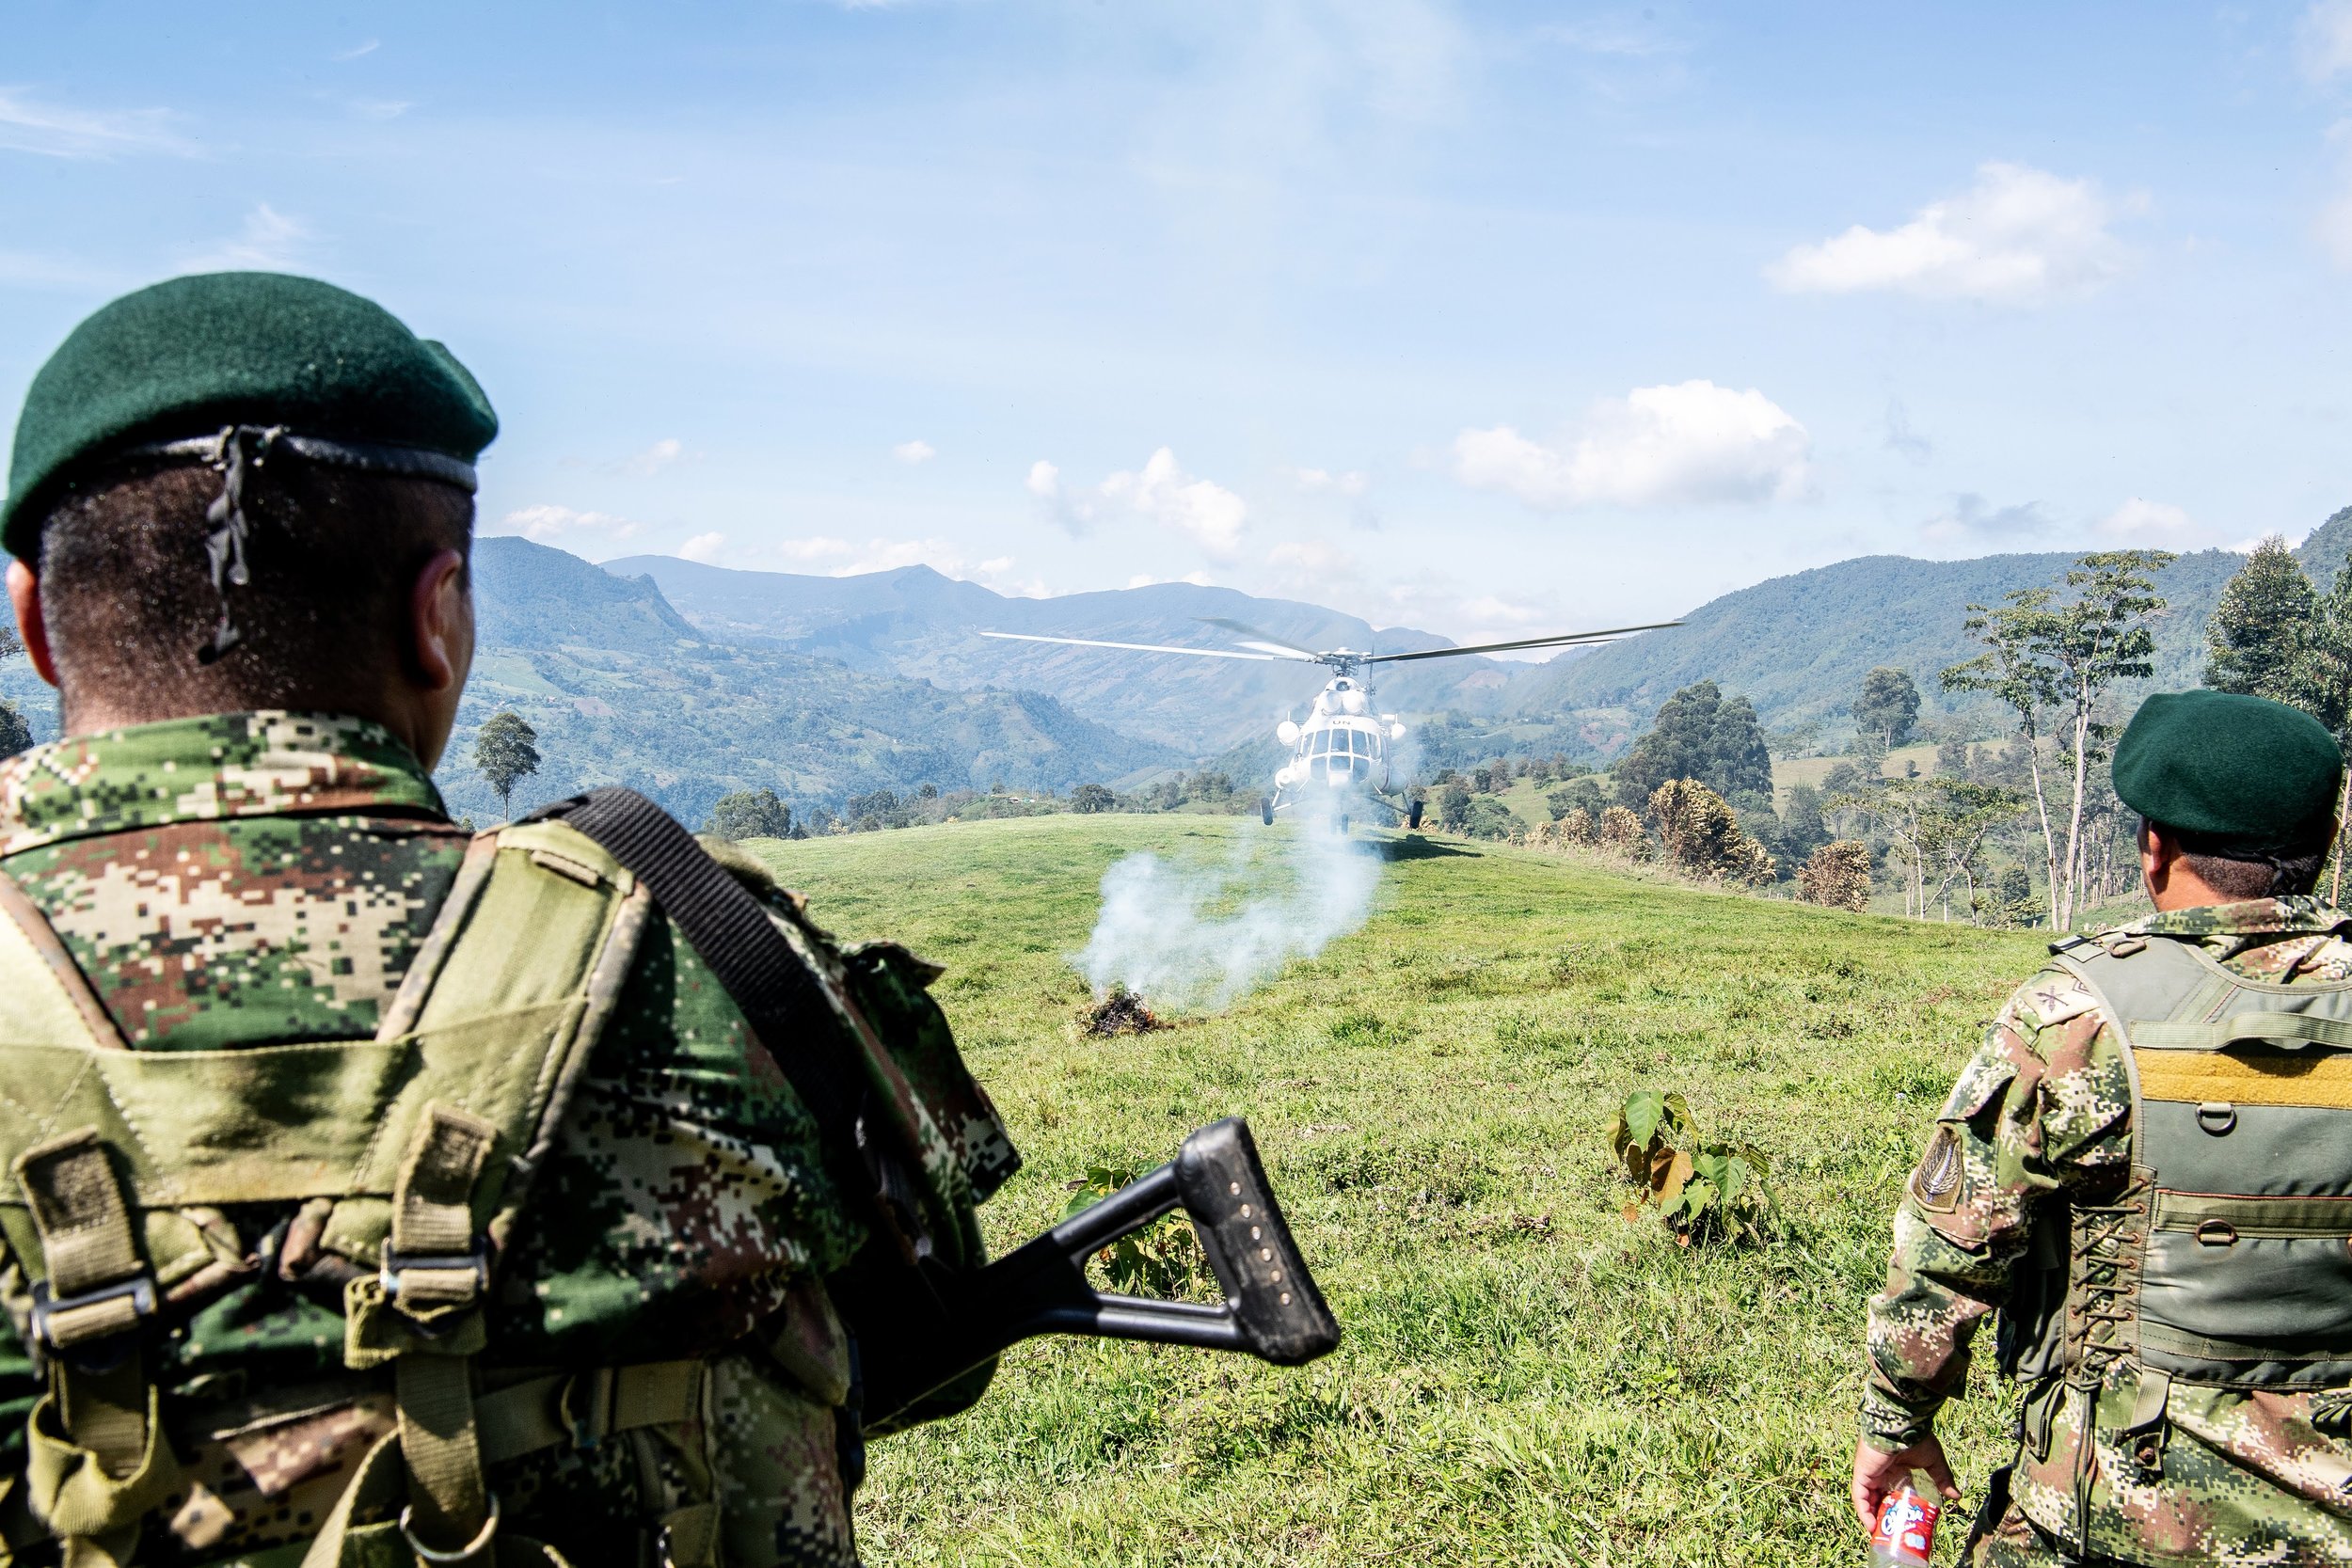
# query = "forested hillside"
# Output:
<box><xmin>431</xmin><ymin>538</ymin><xmax>1178</xmax><ymax>824</ymax></box>
<box><xmin>1507</xmin><ymin>545</ymin><xmax>2264</xmax><ymax>738</ymax></box>
<box><xmin>609</xmin><ymin>554</ymin><xmax>1536</xmax><ymax>753</ymax></box>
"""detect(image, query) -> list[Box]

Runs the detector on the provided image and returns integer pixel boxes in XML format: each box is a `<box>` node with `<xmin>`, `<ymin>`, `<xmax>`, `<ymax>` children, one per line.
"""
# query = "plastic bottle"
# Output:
<box><xmin>1867</xmin><ymin>1471</ymin><xmax>1940</xmax><ymax>1567</ymax></box>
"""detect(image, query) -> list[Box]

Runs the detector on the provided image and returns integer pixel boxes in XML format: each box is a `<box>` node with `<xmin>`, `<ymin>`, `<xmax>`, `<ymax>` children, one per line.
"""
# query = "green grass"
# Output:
<box><xmin>743</xmin><ymin>815</ymin><xmax>2047</xmax><ymax>1566</ymax></box>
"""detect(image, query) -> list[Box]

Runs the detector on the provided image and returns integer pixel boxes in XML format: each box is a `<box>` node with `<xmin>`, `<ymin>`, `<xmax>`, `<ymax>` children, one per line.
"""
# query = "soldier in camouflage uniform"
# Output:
<box><xmin>0</xmin><ymin>274</ymin><xmax>1017</xmax><ymax>1566</ymax></box>
<box><xmin>1854</xmin><ymin>689</ymin><xmax>2352</xmax><ymax>1566</ymax></box>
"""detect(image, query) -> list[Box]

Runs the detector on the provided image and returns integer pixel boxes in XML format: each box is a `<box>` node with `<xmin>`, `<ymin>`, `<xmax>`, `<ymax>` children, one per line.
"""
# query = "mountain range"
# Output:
<box><xmin>4</xmin><ymin>510</ymin><xmax>2343</xmax><ymax>827</ymax></box>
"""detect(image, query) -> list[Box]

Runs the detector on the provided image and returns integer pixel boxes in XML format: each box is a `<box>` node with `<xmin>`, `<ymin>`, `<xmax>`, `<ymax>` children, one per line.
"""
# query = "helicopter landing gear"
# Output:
<box><xmin>1261</xmin><ymin>797</ymin><xmax>1274</xmax><ymax>826</ymax></box>
<box><xmin>1406</xmin><ymin>798</ymin><xmax>1424</xmax><ymax>831</ymax></box>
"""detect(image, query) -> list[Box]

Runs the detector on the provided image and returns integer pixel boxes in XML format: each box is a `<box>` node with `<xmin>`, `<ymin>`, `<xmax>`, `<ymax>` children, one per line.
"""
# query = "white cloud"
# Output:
<box><xmin>1452</xmin><ymin>380</ymin><xmax>1813</xmax><ymax>510</ymax></box>
<box><xmin>2319</xmin><ymin>122</ymin><xmax>2352</xmax><ymax>269</ymax></box>
<box><xmin>183</xmin><ymin>204</ymin><xmax>311</xmax><ymax>271</ymax></box>
<box><xmin>0</xmin><ymin>89</ymin><xmax>197</xmax><ymax>159</ymax></box>
<box><xmin>2303</xmin><ymin>1</ymin><xmax>2352</xmax><ymax>80</ymax></box>
<box><xmin>623</xmin><ymin>437</ymin><xmax>683</xmax><ymax>476</ymax></box>
<box><xmin>332</xmin><ymin>39</ymin><xmax>382</xmax><ymax>61</ymax></box>
<box><xmin>1291</xmin><ymin>467</ymin><xmax>1369</xmax><ymax>496</ymax></box>
<box><xmin>678</xmin><ymin>532</ymin><xmax>726</xmax><ymax>563</ymax></box>
<box><xmin>1769</xmin><ymin>163</ymin><xmax>2133</xmax><ymax>305</ymax></box>
<box><xmin>349</xmin><ymin>99</ymin><xmax>412</xmax><ymax>121</ymax></box>
<box><xmin>892</xmin><ymin>439</ymin><xmax>936</xmax><ymax>466</ymax></box>
<box><xmin>1266</xmin><ymin>540</ymin><xmax>1359</xmax><ymax>573</ymax></box>
<box><xmin>1919</xmin><ymin>494</ymin><xmax>2051</xmax><ymax>545</ymax></box>
<box><xmin>491</xmin><ymin>506</ymin><xmax>643</xmax><ymax>556</ymax></box>
<box><xmin>2097</xmin><ymin>498</ymin><xmax>2197</xmax><ymax>542</ymax></box>
<box><xmin>1884</xmin><ymin>398</ymin><xmax>1932</xmax><ymax>464</ymax></box>
<box><xmin>1029</xmin><ymin>448</ymin><xmax>1248</xmax><ymax>560</ymax></box>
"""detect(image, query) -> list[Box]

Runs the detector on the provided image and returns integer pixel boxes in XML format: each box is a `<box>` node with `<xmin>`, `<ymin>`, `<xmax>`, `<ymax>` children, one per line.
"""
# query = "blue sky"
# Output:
<box><xmin>8</xmin><ymin>1</ymin><xmax>2352</xmax><ymax>649</ymax></box>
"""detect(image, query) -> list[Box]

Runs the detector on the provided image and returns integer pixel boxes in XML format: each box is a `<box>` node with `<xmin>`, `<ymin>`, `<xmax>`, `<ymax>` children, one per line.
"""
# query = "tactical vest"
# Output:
<box><xmin>0</xmin><ymin>819</ymin><xmax>799</xmax><ymax>1568</ymax></box>
<box><xmin>2006</xmin><ymin>929</ymin><xmax>2352</xmax><ymax>1454</ymax></box>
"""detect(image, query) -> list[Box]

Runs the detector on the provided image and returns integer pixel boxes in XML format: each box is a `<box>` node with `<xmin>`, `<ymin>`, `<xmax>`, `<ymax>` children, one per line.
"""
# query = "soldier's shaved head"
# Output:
<box><xmin>23</xmin><ymin>458</ymin><xmax>471</xmax><ymax>735</ymax></box>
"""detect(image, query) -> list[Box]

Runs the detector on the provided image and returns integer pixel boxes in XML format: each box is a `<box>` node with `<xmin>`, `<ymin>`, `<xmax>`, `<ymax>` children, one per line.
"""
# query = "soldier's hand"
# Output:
<box><xmin>1851</xmin><ymin>1433</ymin><xmax>1959</xmax><ymax>1533</ymax></box>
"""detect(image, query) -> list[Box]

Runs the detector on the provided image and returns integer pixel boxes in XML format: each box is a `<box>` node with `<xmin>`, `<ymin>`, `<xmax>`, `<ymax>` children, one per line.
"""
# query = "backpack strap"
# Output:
<box><xmin>526</xmin><ymin>789</ymin><xmax>946</xmax><ymax>1263</ymax></box>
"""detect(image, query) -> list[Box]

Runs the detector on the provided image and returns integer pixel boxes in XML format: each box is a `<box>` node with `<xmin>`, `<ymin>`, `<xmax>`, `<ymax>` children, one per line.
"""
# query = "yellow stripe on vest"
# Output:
<box><xmin>2136</xmin><ymin>1047</ymin><xmax>2352</xmax><ymax>1108</ymax></box>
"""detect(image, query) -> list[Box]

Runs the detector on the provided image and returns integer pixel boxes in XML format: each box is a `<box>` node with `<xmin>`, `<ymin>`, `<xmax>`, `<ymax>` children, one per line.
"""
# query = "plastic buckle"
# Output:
<box><xmin>28</xmin><ymin>1275</ymin><xmax>156</xmax><ymax>1373</ymax></box>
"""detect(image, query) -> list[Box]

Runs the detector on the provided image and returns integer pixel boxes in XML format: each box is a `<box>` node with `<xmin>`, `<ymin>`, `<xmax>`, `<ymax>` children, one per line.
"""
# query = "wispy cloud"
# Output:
<box><xmin>892</xmin><ymin>438</ymin><xmax>936</xmax><ymax>465</ymax></box>
<box><xmin>1290</xmin><ymin>466</ymin><xmax>1368</xmax><ymax>496</ymax></box>
<box><xmin>2301</xmin><ymin>1</ymin><xmax>2352</xmax><ymax>80</ymax></box>
<box><xmin>1028</xmin><ymin>448</ymin><xmax>1248</xmax><ymax>560</ymax></box>
<box><xmin>1919</xmin><ymin>493</ymin><xmax>2050</xmax><ymax>544</ymax></box>
<box><xmin>349</xmin><ymin>99</ymin><xmax>412</xmax><ymax>121</ymax></box>
<box><xmin>1883</xmin><ymin>398</ymin><xmax>1932</xmax><ymax>464</ymax></box>
<box><xmin>1453</xmin><ymin>381</ymin><xmax>1813</xmax><ymax>510</ymax></box>
<box><xmin>0</xmin><ymin>88</ymin><xmax>198</xmax><ymax>159</ymax></box>
<box><xmin>2096</xmin><ymin>497</ymin><xmax>2197</xmax><ymax>542</ymax></box>
<box><xmin>623</xmin><ymin>437</ymin><xmax>684</xmax><ymax>476</ymax></box>
<box><xmin>1770</xmin><ymin>162</ymin><xmax>2136</xmax><ymax>306</ymax></box>
<box><xmin>182</xmin><ymin>204</ymin><xmax>312</xmax><ymax>271</ymax></box>
<box><xmin>678</xmin><ymin>531</ymin><xmax>726</xmax><ymax>562</ymax></box>
<box><xmin>492</xmin><ymin>505</ymin><xmax>643</xmax><ymax>555</ymax></box>
<box><xmin>331</xmin><ymin>40</ymin><xmax>382</xmax><ymax>62</ymax></box>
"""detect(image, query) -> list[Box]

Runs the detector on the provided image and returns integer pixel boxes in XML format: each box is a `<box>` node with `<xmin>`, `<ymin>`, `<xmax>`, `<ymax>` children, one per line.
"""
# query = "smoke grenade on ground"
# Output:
<box><xmin>1076</xmin><ymin>827</ymin><xmax>1381</xmax><ymax>1013</ymax></box>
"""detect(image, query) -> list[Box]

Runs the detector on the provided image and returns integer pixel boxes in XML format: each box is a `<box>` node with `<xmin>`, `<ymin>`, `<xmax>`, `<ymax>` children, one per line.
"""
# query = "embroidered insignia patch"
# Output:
<box><xmin>1912</xmin><ymin>1125</ymin><xmax>1963</xmax><ymax>1212</ymax></box>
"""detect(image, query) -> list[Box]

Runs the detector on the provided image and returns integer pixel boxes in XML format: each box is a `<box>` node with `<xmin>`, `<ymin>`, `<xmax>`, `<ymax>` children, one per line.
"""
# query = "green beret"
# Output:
<box><xmin>2113</xmin><ymin>689</ymin><xmax>2344</xmax><ymax>847</ymax></box>
<box><xmin>4</xmin><ymin>271</ymin><xmax>498</xmax><ymax>560</ymax></box>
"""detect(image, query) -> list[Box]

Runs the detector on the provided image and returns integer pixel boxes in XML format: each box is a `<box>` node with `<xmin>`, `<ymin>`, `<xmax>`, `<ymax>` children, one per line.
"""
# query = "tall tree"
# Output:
<box><xmin>2205</xmin><ymin>535</ymin><xmax>2317</xmax><ymax>699</ymax></box>
<box><xmin>1854</xmin><ymin>667</ymin><xmax>1922</xmax><ymax>750</ymax></box>
<box><xmin>474</xmin><ymin>710</ymin><xmax>542</xmax><ymax>822</ymax></box>
<box><xmin>2289</xmin><ymin>548</ymin><xmax>2352</xmax><ymax>901</ymax></box>
<box><xmin>707</xmin><ymin>786</ymin><xmax>791</xmax><ymax>840</ymax></box>
<box><xmin>1942</xmin><ymin>550</ymin><xmax>2173</xmax><ymax>930</ymax></box>
<box><xmin>1613</xmin><ymin>679</ymin><xmax>1773</xmax><ymax>809</ymax></box>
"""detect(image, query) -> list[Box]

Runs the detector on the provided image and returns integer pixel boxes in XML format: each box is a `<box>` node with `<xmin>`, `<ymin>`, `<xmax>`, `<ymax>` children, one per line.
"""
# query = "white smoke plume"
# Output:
<box><xmin>1076</xmin><ymin>828</ymin><xmax>1382</xmax><ymax>1012</ymax></box>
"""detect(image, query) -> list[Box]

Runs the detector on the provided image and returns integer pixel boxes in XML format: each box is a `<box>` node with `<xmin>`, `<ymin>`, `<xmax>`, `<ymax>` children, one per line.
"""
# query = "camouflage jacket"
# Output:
<box><xmin>0</xmin><ymin>712</ymin><xmax>1015</xmax><ymax>1567</ymax></box>
<box><xmin>1863</xmin><ymin>896</ymin><xmax>2352</xmax><ymax>1564</ymax></box>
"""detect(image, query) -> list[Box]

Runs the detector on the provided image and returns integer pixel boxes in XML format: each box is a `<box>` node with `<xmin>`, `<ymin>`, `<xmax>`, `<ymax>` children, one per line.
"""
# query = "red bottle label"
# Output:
<box><xmin>1869</xmin><ymin>1484</ymin><xmax>1938</xmax><ymax>1567</ymax></box>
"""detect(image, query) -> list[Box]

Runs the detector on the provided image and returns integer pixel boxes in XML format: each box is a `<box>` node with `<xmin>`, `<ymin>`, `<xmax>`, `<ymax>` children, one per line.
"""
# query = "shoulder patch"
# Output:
<box><xmin>1911</xmin><ymin>1125</ymin><xmax>1964</xmax><ymax>1212</ymax></box>
<box><xmin>2010</xmin><ymin>968</ymin><xmax>2102</xmax><ymax>1031</ymax></box>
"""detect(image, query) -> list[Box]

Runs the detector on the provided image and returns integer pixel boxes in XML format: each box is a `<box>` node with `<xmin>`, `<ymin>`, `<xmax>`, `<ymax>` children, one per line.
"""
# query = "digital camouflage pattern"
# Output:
<box><xmin>1864</xmin><ymin>896</ymin><xmax>2352</xmax><ymax>1566</ymax></box>
<box><xmin>0</xmin><ymin>712</ymin><xmax>1017</xmax><ymax>1566</ymax></box>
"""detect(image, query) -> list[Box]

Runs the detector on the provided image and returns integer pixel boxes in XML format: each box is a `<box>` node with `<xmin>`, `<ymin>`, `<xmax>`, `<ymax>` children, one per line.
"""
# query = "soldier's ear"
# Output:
<box><xmin>406</xmin><ymin>548</ymin><xmax>471</xmax><ymax>695</ymax></box>
<box><xmin>7</xmin><ymin>560</ymin><xmax>60</xmax><ymax>690</ymax></box>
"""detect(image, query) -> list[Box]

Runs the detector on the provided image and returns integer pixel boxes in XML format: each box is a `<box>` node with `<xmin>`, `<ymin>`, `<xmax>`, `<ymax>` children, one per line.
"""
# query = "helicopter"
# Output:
<box><xmin>979</xmin><ymin>615</ymin><xmax>1682</xmax><ymax>832</ymax></box>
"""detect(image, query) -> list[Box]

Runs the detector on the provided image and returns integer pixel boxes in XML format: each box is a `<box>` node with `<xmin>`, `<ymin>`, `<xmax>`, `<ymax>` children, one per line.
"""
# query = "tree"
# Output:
<box><xmin>0</xmin><ymin>699</ymin><xmax>28</xmax><ymax>757</ymax></box>
<box><xmin>2287</xmin><ymin>548</ymin><xmax>2352</xmax><ymax>901</ymax></box>
<box><xmin>1548</xmin><ymin>777</ymin><xmax>1607</xmax><ymax>821</ymax></box>
<box><xmin>1597</xmin><ymin>805</ymin><xmax>1649</xmax><ymax>859</ymax></box>
<box><xmin>1647</xmin><ymin>779</ymin><xmax>1774</xmax><ymax>884</ymax></box>
<box><xmin>1799</xmin><ymin>841</ymin><xmax>1873</xmax><ymax>911</ymax></box>
<box><xmin>1438</xmin><ymin>781</ymin><xmax>1472</xmax><ymax>832</ymax></box>
<box><xmin>1854</xmin><ymin>667</ymin><xmax>1922</xmax><ymax>750</ymax></box>
<box><xmin>1613</xmin><ymin>680</ymin><xmax>1773</xmax><ymax>810</ymax></box>
<box><xmin>1941</xmin><ymin>550</ymin><xmax>2173</xmax><ymax>930</ymax></box>
<box><xmin>2205</xmin><ymin>535</ymin><xmax>2317</xmax><ymax>700</ymax></box>
<box><xmin>1777</xmin><ymin>782</ymin><xmax>1831</xmax><ymax>866</ymax></box>
<box><xmin>707</xmin><ymin>786</ymin><xmax>791</xmax><ymax>840</ymax></box>
<box><xmin>474</xmin><ymin>711</ymin><xmax>541</xmax><ymax>822</ymax></box>
<box><xmin>1072</xmin><ymin>783</ymin><xmax>1116</xmax><ymax>814</ymax></box>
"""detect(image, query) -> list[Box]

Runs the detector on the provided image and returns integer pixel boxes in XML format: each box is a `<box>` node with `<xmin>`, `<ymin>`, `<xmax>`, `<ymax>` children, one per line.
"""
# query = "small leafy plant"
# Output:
<box><xmin>1062</xmin><ymin>1161</ymin><xmax>1205</xmax><ymax>1296</ymax></box>
<box><xmin>1608</xmin><ymin>1089</ymin><xmax>1776</xmax><ymax>1246</ymax></box>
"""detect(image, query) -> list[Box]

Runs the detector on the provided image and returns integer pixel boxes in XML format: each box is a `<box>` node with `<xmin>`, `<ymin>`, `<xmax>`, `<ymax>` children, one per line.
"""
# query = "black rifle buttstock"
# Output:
<box><xmin>858</xmin><ymin>1117</ymin><xmax>1340</xmax><ymax>1423</ymax></box>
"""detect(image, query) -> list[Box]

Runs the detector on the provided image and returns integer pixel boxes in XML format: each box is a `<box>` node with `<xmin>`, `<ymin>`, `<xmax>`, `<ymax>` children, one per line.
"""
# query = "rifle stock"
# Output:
<box><xmin>858</xmin><ymin>1117</ymin><xmax>1339</xmax><ymax>1424</ymax></box>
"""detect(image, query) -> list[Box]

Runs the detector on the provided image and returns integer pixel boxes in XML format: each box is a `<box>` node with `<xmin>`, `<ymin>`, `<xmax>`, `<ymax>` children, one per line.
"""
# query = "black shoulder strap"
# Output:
<box><xmin>525</xmin><ymin>787</ymin><xmax>867</xmax><ymax>1151</ymax></box>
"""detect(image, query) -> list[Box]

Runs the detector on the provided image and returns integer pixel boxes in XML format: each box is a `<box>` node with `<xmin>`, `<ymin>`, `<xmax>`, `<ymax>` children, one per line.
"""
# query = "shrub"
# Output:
<box><xmin>1062</xmin><ymin>1161</ymin><xmax>1202</xmax><ymax>1295</ymax></box>
<box><xmin>1799</xmin><ymin>839</ymin><xmax>1873</xmax><ymax>911</ymax></box>
<box><xmin>1608</xmin><ymin>1089</ymin><xmax>1775</xmax><ymax>1247</ymax></box>
<box><xmin>1647</xmin><ymin>778</ymin><xmax>1775</xmax><ymax>884</ymax></box>
<box><xmin>1597</xmin><ymin>804</ymin><xmax>1649</xmax><ymax>860</ymax></box>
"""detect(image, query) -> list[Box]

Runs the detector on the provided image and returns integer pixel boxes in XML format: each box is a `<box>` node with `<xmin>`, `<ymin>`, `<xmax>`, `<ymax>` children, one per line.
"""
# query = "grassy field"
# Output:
<box><xmin>743</xmin><ymin>816</ymin><xmax>2049</xmax><ymax>1566</ymax></box>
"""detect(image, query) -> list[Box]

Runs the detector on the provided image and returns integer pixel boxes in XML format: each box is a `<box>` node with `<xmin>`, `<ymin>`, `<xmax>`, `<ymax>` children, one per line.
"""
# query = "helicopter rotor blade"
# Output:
<box><xmin>1193</xmin><ymin>618</ymin><xmax>1325</xmax><ymax>661</ymax></box>
<box><xmin>978</xmin><ymin>631</ymin><xmax>1281</xmax><ymax>662</ymax></box>
<box><xmin>1361</xmin><ymin>621</ymin><xmax>1685</xmax><ymax>664</ymax></box>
